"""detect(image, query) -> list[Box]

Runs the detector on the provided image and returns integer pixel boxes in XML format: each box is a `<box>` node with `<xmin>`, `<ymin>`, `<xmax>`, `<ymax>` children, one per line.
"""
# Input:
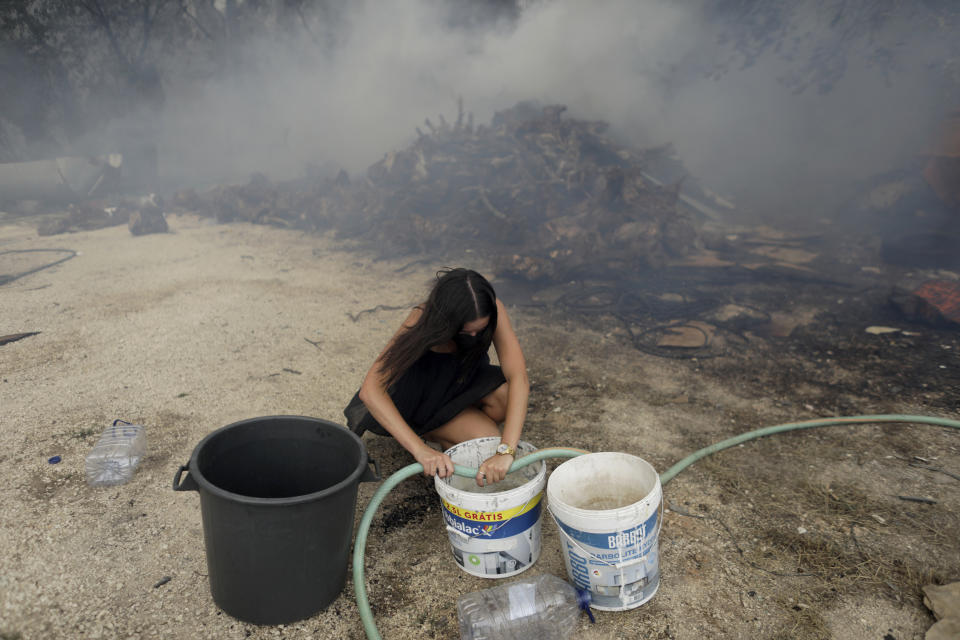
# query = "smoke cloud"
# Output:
<box><xmin>151</xmin><ymin>0</ymin><xmax>955</xmax><ymax>220</ymax></box>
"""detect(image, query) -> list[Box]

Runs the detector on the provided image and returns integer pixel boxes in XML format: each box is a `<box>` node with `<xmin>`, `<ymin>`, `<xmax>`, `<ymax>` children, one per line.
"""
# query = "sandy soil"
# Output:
<box><xmin>1</xmin><ymin>212</ymin><xmax>958</xmax><ymax>640</ymax></box>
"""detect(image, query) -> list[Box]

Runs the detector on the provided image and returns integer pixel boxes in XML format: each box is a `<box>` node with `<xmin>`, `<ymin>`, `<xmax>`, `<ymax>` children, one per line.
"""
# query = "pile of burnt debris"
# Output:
<box><xmin>35</xmin><ymin>194</ymin><xmax>167</xmax><ymax>237</ymax></box>
<box><xmin>173</xmin><ymin>101</ymin><xmax>702</xmax><ymax>282</ymax></box>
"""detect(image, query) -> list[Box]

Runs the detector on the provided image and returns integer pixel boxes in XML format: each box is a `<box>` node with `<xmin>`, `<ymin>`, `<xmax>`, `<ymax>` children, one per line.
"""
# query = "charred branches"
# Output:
<box><xmin>177</xmin><ymin>102</ymin><xmax>702</xmax><ymax>283</ymax></box>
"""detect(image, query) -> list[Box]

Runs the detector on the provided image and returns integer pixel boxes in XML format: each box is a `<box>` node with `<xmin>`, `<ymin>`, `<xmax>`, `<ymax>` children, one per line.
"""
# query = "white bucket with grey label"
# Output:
<box><xmin>546</xmin><ymin>452</ymin><xmax>662</xmax><ymax>610</ymax></box>
<box><xmin>434</xmin><ymin>437</ymin><xmax>546</xmax><ymax>578</ymax></box>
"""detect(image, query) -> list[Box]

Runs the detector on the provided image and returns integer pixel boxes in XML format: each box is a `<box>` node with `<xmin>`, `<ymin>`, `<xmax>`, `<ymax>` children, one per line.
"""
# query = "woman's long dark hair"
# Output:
<box><xmin>378</xmin><ymin>268</ymin><xmax>498</xmax><ymax>387</ymax></box>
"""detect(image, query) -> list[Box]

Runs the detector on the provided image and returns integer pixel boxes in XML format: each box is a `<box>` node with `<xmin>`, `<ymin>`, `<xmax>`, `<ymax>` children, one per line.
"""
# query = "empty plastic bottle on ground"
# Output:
<box><xmin>457</xmin><ymin>573</ymin><xmax>593</xmax><ymax>640</ymax></box>
<box><xmin>85</xmin><ymin>419</ymin><xmax>147</xmax><ymax>487</ymax></box>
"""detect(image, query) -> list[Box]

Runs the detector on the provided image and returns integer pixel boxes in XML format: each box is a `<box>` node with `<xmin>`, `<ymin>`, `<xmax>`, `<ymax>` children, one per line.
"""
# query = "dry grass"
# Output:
<box><xmin>689</xmin><ymin>450</ymin><xmax>960</xmax><ymax>638</ymax></box>
<box><xmin>767</xmin><ymin>605</ymin><xmax>830</xmax><ymax>640</ymax></box>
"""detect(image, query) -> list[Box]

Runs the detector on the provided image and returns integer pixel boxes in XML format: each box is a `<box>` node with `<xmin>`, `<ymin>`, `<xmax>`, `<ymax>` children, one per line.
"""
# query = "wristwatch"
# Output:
<box><xmin>495</xmin><ymin>443</ymin><xmax>515</xmax><ymax>456</ymax></box>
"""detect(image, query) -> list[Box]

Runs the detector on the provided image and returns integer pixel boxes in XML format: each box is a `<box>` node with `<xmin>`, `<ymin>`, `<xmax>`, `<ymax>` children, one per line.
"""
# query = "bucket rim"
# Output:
<box><xmin>434</xmin><ymin>436</ymin><xmax>546</xmax><ymax>501</ymax></box>
<box><xmin>187</xmin><ymin>415</ymin><xmax>370</xmax><ymax>506</ymax></box>
<box><xmin>546</xmin><ymin>451</ymin><xmax>661</xmax><ymax>521</ymax></box>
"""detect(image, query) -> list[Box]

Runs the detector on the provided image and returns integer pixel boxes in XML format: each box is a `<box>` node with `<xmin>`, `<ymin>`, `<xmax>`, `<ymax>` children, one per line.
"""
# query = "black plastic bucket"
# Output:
<box><xmin>173</xmin><ymin>415</ymin><xmax>379</xmax><ymax>624</ymax></box>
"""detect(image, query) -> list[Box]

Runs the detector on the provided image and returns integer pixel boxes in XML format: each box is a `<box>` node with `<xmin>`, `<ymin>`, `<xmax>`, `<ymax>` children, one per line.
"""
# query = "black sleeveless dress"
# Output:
<box><xmin>343</xmin><ymin>350</ymin><xmax>506</xmax><ymax>437</ymax></box>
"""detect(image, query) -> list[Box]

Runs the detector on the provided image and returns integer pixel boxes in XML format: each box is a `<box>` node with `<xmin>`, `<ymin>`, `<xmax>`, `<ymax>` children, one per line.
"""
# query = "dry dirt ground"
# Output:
<box><xmin>1</xmin><ymin>212</ymin><xmax>958</xmax><ymax>640</ymax></box>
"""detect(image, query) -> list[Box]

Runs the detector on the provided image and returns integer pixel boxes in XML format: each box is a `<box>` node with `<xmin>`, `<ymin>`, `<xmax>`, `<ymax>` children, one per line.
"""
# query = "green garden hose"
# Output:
<box><xmin>659</xmin><ymin>414</ymin><xmax>960</xmax><ymax>484</ymax></box>
<box><xmin>354</xmin><ymin>415</ymin><xmax>960</xmax><ymax>639</ymax></box>
<box><xmin>353</xmin><ymin>449</ymin><xmax>586</xmax><ymax>640</ymax></box>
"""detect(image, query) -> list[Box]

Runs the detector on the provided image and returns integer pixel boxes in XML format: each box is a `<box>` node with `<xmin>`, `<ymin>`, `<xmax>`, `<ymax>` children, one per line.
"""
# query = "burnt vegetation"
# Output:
<box><xmin>179</xmin><ymin>100</ymin><xmax>701</xmax><ymax>281</ymax></box>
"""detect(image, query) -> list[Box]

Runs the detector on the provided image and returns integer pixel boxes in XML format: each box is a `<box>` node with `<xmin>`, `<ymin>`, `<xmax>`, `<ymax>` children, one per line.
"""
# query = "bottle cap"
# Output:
<box><xmin>576</xmin><ymin>588</ymin><xmax>595</xmax><ymax>623</ymax></box>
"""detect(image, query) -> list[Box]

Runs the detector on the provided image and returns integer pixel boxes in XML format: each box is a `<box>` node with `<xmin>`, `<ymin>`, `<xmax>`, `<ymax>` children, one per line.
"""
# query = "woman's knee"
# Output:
<box><xmin>427</xmin><ymin>407</ymin><xmax>499</xmax><ymax>446</ymax></box>
<box><xmin>480</xmin><ymin>383</ymin><xmax>508</xmax><ymax>423</ymax></box>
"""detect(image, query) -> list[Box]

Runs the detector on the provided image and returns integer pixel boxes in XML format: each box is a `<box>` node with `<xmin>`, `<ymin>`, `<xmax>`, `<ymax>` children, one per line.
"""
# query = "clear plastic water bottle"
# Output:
<box><xmin>85</xmin><ymin>419</ymin><xmax>147</xmax><ymax>487</ymax></box>
<box><xmin>457</xmin><ymin>573</ymin><xmax>593</xmax><ymax>640</ymax></box>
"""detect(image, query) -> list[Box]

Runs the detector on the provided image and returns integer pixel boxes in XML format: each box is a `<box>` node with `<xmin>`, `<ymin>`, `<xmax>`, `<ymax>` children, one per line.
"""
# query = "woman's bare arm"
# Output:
<box><xmin>357</xmin><ymin>306</ymin><xmax>454</xmax><ymax>477</ymax></box>
<box><xmin>491</xmin><ymin>298</ymin><xmax>529</xmax><ymax>450</ymax></box>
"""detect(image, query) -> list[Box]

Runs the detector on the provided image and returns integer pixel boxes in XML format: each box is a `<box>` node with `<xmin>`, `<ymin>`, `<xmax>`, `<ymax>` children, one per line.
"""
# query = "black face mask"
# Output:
<box><xmin>454</xmin><ymin>332</ymin><xmax>485</xmax><ymax>351</ymax></box>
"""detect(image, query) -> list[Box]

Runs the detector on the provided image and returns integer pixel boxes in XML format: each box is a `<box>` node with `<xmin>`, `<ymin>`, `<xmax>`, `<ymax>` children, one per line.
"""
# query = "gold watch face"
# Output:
<box><xmin>497</xmin><ymin>444</ymin><xmax>512</xmax><ymax>455</ymax></box>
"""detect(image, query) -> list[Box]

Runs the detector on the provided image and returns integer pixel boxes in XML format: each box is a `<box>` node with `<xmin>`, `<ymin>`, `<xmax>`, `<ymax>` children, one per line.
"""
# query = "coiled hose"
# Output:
<box><xmin>354</xmin><ymin>414</ymin><xmax>960</xmax><ymax>639</ymax></box>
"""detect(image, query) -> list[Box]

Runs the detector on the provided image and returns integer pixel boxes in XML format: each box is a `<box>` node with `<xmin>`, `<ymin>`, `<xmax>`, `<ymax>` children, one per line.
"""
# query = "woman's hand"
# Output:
<box><xmin>415</xmin><ymin>445</ymin><xmax>455</xmax><ymax>479</ymax></box>
<box><xmin>477</xmin><ymin>453</ymin><xmax>514</xmax><ymax>487</ymax></box>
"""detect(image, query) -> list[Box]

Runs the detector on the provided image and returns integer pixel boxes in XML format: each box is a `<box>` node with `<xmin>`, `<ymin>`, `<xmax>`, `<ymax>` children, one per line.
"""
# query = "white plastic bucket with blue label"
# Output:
<box><xmin>546</xmin><ymin>452</ymin><xmax>662</xmax><ymax>611</ymax></box>
<box><xmin>434</xmin><ymin>437</ymin><xmax>546</xmax><ymax>578</ymax></box>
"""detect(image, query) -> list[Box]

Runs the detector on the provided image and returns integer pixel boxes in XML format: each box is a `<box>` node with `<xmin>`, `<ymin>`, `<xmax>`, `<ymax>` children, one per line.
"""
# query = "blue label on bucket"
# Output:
<box><xmin>442</xmin><ymin>500</ymin><xmax>542</xmax><ymax>539</ymax></box>
<box><xmin>556</xmin><ymin>509</ymin><xmax>658</xmax><ymax>557</ymax></box>
<box><xmin>558</xmin><ymin>507</ymin><xmax>662</xmax><ymax>610</ymax></box>
<box><xmin>567</xmin><ymin>544</ymin><xmax>591</xmax><ymax>588</ymax></box>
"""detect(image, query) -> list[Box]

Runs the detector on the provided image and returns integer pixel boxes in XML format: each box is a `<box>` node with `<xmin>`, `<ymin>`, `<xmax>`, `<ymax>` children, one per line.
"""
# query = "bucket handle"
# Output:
<box><xmin>547</xmin><ymin>492</ymin><xmax>663</xmax><ymax>569</ymax></box>
<box><xmin>446</xmin><ymin>525</ymin><xmax>472</xmax><ymax>541</ymax></box>
<box><xmin>172</xmin><ymin>457</ymin><xmax>380</xmax><ymax>492</ymax></box>
<box><xmin>362</xmin><ymin>457</ymin><xmax>381</xmax><ymax>483</ymax></box>
<box><xmin>172</xmin><ymin>464</ymin><xmax>199</xmax><ymax>492</ymax></box>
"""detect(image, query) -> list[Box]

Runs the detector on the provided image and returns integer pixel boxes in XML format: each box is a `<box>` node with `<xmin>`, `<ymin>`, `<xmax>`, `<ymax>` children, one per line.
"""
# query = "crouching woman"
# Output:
<box><xmin>344</xmin><ymin>268</ymin><xmax>529</xmax><ymax>487</ymax></box>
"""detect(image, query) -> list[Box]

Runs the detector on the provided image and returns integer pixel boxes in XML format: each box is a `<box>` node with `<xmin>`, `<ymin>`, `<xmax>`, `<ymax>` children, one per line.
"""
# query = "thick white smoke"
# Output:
<box><xmin>156</xmin><ymin>0</ymin><xmax>954</xmax><ymax>219</ymax></box>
